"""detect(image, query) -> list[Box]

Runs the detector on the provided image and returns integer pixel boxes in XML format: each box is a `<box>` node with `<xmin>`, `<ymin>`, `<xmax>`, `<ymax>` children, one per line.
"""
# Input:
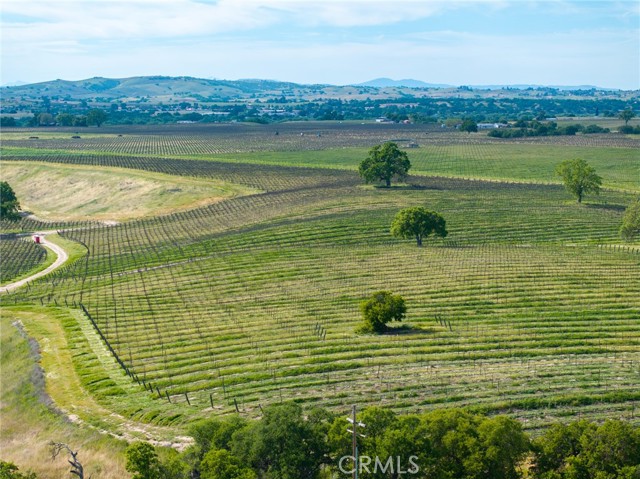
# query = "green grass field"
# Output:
<box><xmin>1</xmin><ymin>123</ymin><xmax>639</xmax><ymax>454</ymax></box>
<box><xmin>4</xmin><ymin>132</ymin><xmax>638</xmax><ymax>191</ymax></box>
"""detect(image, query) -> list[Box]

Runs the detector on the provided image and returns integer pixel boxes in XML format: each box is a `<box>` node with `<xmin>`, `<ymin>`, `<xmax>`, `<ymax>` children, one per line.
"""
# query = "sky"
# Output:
<box><xmin>1</xmin><ymin>0</ymin><xmax>639</xmax><ymax>89</ymax></box>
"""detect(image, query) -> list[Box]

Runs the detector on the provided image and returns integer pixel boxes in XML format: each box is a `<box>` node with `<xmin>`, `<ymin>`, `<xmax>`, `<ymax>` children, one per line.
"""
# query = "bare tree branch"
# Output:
<box><xmin>49</xmin><ymin>442</ymin><xmax>90</xmax><ymax>479</ymax></box>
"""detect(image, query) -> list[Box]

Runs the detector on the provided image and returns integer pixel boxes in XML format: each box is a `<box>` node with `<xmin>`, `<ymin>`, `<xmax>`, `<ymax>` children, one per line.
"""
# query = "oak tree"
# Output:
<box><xmin>0</xmin><ymin>181</ymin><xmax>21</xmax><ymax>220</ymax></box>
<box><xmin>360</xmin><ymin>291</ymin><xmax>407</xmax><ymax>333</ymax></box>
<box><xmin>86</xmin><ymin>108</ymin><xmax>107</xmax><ymax>127</ymax></box>
<box><xmin>620</xmin><ymin>197</ymin><xmax>640</xmax><ymax>242</ymax></box>
<box><xmin>555</xmin><ymin>158</ymin><xmax>602</xmax><ymax>203</ymax></box>
<box><xmin>391</xmin><ymin>207</ymin><xmax>448</xmax><ymax>247</ymax></box>
<box><xmin>359</xmin><ymin>142</ymin><xmax>411</xmax><ymax>187</ymax></box>
<box><xmin>619</xmin><ymin>108</ymin><xmax>636</xmax><ymax>126</ymax></box>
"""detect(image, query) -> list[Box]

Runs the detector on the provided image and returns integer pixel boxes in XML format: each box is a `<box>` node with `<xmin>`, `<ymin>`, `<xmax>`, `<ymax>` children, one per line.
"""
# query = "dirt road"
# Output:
<box><xmin>0</xmin><ymin>234</ymin><xmax>69</xmax><ymax>293</ymax></box>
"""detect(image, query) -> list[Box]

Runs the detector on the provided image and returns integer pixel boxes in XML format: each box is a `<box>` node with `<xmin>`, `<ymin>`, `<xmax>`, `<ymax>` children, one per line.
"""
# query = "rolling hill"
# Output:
<box><xmin>1</xmin><ymin>75</ymin><xmax>626</xmax><ymax>104</ymax></box>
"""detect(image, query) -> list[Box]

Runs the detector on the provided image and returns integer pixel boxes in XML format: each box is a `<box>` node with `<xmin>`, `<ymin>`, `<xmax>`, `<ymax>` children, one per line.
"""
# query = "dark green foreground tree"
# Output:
<box><xmin>360</xmin><ymin>291</ymin><xmax>407</xmax><ymax>333</ymax></box>
<box><xmin>110</xmin><ymin>406</ymin><xmax>640</xmax><ymax>479</ymax></box>
<box><xmin>0</xmin><ymin>181</ymin><xmax>21</xmax><ymax>220</ymax></box>
<box><xmin>359</xmin><ymin>142</ymin><xmax>411</xmax><ymax>187</ymax></box>
<box><xmin>555</xmin><ymin>159</ymin><xmax>602</xmax><ymax>203</ymax></box>
<box><xmin>200</xmin><ymin>450</ymin><xmax>255</xmax><ymax>479</ymax></box>
<box><xmin>232</xmin><ymin>402</ymin><xmax>328</xmax><ymax>479</ymax></box>
<box><xmin>126</xmin><ymin>442</ymin><xmax>160</xmax><ymax>479</ymax></box>
<box><xmin>391</xmin><ymin>207</ymin><xmax>448</xmax><ymax>246</ymax></box>
<box><xmin>533</xmin><ymin>419</ymin><xmax>640</xmax><ymax>478</ymax></box>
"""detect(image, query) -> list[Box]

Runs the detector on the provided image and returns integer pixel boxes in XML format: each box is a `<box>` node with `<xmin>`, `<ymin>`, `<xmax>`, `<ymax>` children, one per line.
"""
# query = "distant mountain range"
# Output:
<box><xmin>355</xmin><ymin>78</ymin><xmax>453</xmax><ymax>88</ymax></box>
<box><xmin>0</xmin><ymin>75</ymin><xmax>621</xmax><ymax>103</ymax></box>
<box><xmin>355</xmin><ymin>77</ymin><xmax>609</xmax><ymax>91</ymax></box>
<box><xmin>0</xmin><ymin>76</ymin><xmax>315</xmax><ymax>100</ymax></box>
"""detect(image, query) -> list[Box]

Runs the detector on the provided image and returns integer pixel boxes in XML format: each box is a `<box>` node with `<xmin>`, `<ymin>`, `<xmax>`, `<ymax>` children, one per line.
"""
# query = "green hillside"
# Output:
<box><xmin>1</xmin><ymin>123</ymin><xmax>638</xmax><ymax>441</ymax></box>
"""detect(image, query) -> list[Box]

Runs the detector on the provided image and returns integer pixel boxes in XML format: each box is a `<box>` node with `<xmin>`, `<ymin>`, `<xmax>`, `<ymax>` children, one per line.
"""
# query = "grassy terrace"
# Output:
<box><xmin>1</xmin><ymin>123</ymin><xmax>639</xmax><ymax>435</ymax></box>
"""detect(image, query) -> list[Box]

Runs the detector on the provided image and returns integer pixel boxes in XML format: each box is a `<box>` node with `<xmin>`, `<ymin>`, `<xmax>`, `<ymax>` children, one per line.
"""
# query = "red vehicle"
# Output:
<box><xmin>33</xmin><ymin>235</ymin><xmax>41</xmax><ymax>244</ymax></box>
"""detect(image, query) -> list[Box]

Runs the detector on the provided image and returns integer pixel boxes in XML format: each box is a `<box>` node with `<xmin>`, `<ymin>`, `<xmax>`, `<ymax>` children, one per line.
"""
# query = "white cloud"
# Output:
<box><xmin>1</xmin><ymin>0</ymin><xmax>278</xmax><ymax>45</ymax></box>
<box><xmin>17</xmin><ymin>28</ymin><xmax>631</xmax><ymax>88</ymax></box>
<box><xmin>0</xmin><ymin>0</ymin><xmax>503</xmax><ymax>45</ymax></box>
<box><xmin>1</xmin><ymin>0</ymin><xmax>637</xmax><ymax>88</ymax></box>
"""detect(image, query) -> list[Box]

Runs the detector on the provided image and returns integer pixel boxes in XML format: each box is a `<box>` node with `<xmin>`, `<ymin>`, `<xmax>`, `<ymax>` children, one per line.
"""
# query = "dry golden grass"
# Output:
<box><xmin>1</xmin><ymin>161</ymin><xmax>259</xmax><ymax>221</ymax></box>
<box><xmin>0</xmin><ymin>308</ymin><xmax>130</xmax><ymax>478</ymax></box>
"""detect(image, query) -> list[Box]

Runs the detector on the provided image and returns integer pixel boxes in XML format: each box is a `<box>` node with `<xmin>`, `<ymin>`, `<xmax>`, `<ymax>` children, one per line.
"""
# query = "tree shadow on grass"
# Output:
<box><xmin>406</xmin><ymin>183</ymin><xmax>446</xmax><ymax>191</ymax></box>
<box><xmin>583</xmin><ymin>203</ymin><xmax>627</xmax><ymax>212</ymax></box>
<box><xmin>372</xmin><ymin>184</ymin><xmax>444</xmax><ymax>191</ymax></box>
<box><xmin>380</xmin><ymin>324</ymin><xmax>438</xmax><ymax>336</ymax></box>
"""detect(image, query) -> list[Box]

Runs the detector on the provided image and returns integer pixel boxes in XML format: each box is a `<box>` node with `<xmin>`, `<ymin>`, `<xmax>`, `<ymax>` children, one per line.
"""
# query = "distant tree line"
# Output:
<box><xmin>487</xmin><ymin>120</ymin><xmax>613</xmax><ymax>138</ymax></box>
<box><xmin>1</xmin><ymin>109</ymin><xmax>108</xmax><ymax>127</ymax></box>
<box><xmin>1</xmin><ymin>95</ymin><xmax>637</xmax><ymax>127</ymax></box>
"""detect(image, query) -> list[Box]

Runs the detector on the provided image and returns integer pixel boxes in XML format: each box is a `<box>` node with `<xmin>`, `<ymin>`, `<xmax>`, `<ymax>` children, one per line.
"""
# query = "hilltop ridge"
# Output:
<box><xmin>1</xmin><ymin>75</ymin><xmax>634</xmax><ymax>103</ymax></box>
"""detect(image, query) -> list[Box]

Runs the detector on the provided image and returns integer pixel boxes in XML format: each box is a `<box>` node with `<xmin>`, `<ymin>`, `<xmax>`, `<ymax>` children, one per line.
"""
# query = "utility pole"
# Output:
<box><xmin>352</xmin><ymin>405</ymin><xmax>357</xmax><ymax>479</ymax></box>
<box><xmin>346</xmin><ymin>405</ymin><xmax>366</xmax><ymax>479</ymax></box>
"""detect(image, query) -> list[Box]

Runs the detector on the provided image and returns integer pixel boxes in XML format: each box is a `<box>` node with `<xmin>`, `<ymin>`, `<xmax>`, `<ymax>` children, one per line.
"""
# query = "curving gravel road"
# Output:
<box><xmin>0</xmin><ymin>234</ymin><xmax>69</xmax><ymax>294</ymax></box>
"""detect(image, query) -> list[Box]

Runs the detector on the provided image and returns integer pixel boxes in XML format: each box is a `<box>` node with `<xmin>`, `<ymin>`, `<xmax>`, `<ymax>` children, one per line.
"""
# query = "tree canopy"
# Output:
<box><xmin>115</xmin><ymin>405</ymin><xmax>640</xmax><ymax>479</ymax></box>
<box><xmin>391</xmin><ymin>207</ymin><xmax>448</xmax><ymax>246</ymax></box>
<box><xmin>360</xmin><ymin>290</ymin><xmax>407</xmax><ymax>333</ymax></box>
<box><xmin>200</xmin><ymin>449</ymin><xmax>256</xmax><ymax>479</ymax></box>
<box><xmin>460</xmin><ymin>119</ymin><xmax>478</xmax><ymax>133</ymax></box>
<box><xmin>231</xmin><ymin>402</ymin><xmax>328</xmax><ymax>479</ymax></box>
<box><xmin>620</xmin><ymin>197</ymin><xmax>640</xmax><ymax>242</ymax></box>
<box><xmin>555</xmin><ymin>159</ymin><xmax>602</xmax><ymax>203</ymax></box>
<box><xmin>358</xmin><ymin>142</ymin><xmax>411</xmax><ymax>187</ymax></box>
<box><xmin>86</xmin><ymin>108</ymin><xmax>107</xmax><ymax>127</ymax></box>
<box><xmin>619</xmin><ymin>108</ymin><xmax>636</xmax><ymax>126</ymax></box>
<box><xmin>0</xmin><ymin>181</ymin><xmax>21</xmax><ymax>221</ymax></box>
<box><xmin>125</xmin><ymin>442</ymin><xmax>161</xmax><ymax>479</ymax></box>
<box><xmin>533</xmin><ymin>419</ymin><xmax>640</xmax><ymax>478</ymax></box>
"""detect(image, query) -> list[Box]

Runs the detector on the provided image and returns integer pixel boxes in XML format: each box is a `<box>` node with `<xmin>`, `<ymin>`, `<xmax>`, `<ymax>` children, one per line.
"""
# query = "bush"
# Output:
<box><xmin>583</xmin><ymin>124</ymin><xmax>610</xmax><ymax>134</ymax></box>
<box><xmin>0</xmin><ymin>461</ymin><xmax>37</xmax><ymax>479</ymax></box>
<box><xmin>619</xmin><ymin>125</ymin><xmax>640</xmax><ymax>134</ymax></box>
